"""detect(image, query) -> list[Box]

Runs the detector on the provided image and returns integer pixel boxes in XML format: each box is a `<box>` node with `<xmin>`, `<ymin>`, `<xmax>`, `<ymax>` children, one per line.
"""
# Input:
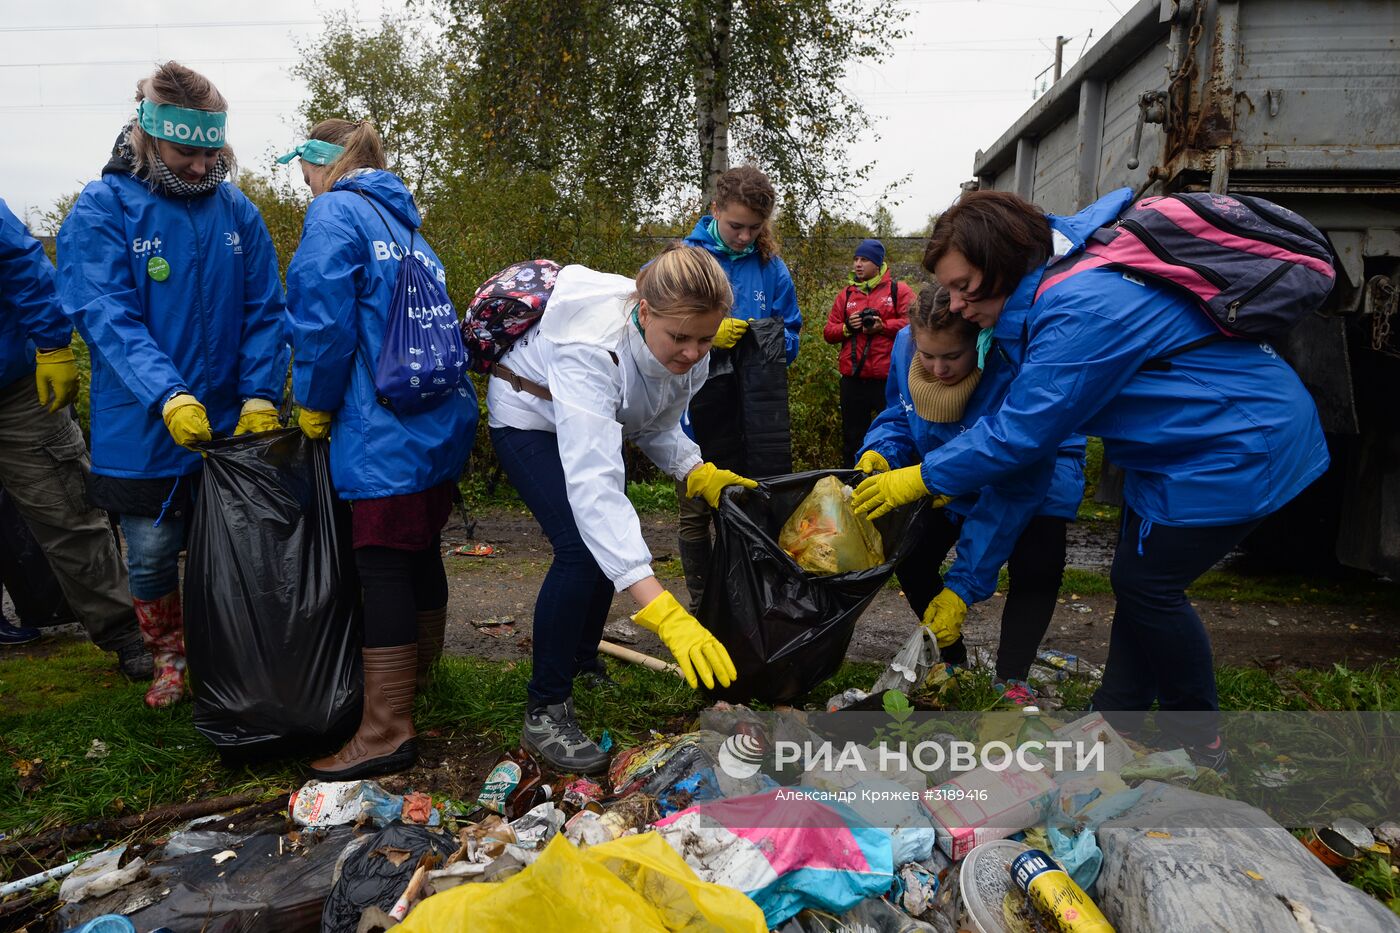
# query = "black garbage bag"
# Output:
<box><xmin>700</xmin><ymin>470</ymin><xmax>927</xmax><ymax>705</ymax></box>
<box><xmin>322</xmin><ymin>824</ymin><xmax>460</xmax><ymax>933</ymax></box>
<box><xmin>185</xmin><ymin>430</ymin><xmax>361</xmax><ymax>762</ymax></box>
<box><xmin>687</xmin><ymin>317</ymin><xmax>793</xmax><ymax>478</ymax></box>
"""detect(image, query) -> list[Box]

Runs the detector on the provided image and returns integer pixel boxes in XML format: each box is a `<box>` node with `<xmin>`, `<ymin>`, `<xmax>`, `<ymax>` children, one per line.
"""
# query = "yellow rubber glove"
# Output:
<box><xmin>298</xmin><ymin>407</ymin><xmax>333</xmax><ymax>440</ymax></box>
<box><xmin>161</xmin><ymin>394</ymin><xmax>212</xmax><ymax>448</ymax></box>
<box><xmin>685</xmin><ymin>461</ymin><xmax>759</xmax><ymax>509</ymax></box>
<box><xmin>712</xmin><ymin>317</ymin><xmax>750</xmax><ymax>350</ymax></box>
<box><xmin>633</xmin><ymin>590</ymin><xmax>737</xmax><ymax>690</ymax></box>
<box><xmin>922</xmin><ymin>587</ymin><xmax>968</xmax><ymax>648</ymax></box>
<box><xmin>854</xmin><ymin>449</ymin><xmax>890</xmax><ymax>476</ymax></box>
<box><xmin>851</xmin><ymin>465</ymin><xmax>951</xmax><ymax>520</ymax></box>
<box><xmin>234</xmin><ymin>398</ymin><xmax>280</xmax><ymax>435</ymax></box>
<box><xmin>35</xmin><ymin>347</ymin><xmax>79</xmax><ymax>414</ymax></box>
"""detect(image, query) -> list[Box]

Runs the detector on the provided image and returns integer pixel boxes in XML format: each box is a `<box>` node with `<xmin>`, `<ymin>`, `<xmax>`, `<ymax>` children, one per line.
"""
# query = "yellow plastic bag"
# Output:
<box><xmin>778</xmin><ymin>475</ymin><xmax>885</xmax><ymax>575</ymax></box>
<box><xmin>397</xmin><ymin>831</ymin><xmax>766</xmax><ymax>932</ymax></box>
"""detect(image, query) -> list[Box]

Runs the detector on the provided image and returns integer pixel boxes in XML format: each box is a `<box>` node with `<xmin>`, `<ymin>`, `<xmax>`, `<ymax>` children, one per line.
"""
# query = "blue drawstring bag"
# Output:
<box><xmin>358</xmin><ymin>193</ymin><xmax>469</xmax><ymax>413</ymax></box>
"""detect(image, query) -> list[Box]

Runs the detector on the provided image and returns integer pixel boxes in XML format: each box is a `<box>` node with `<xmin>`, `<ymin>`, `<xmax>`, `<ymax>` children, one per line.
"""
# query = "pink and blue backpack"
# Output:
<box><xmin>1036</xmin><ymin>192</ymin><xmax>1335</xmax><ymax>361</ymax></box>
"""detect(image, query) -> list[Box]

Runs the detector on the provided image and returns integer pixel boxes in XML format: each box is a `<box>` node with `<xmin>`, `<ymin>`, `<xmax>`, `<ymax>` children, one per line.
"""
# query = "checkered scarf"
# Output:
<box><xmin>151</xmin><ymin>153</ymin><xmax>229</xmax><ymax>197</ymax></box>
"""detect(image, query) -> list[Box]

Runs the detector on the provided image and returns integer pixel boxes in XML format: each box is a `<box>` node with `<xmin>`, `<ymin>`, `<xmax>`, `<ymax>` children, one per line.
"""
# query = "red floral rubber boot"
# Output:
<box><xmin>134</xmin><ymin>592</ymin><xmax>186</xmax><ymax>708</ymax></box>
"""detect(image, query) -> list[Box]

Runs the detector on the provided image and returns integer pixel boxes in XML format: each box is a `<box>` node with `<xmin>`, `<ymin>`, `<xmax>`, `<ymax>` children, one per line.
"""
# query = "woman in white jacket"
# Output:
<box><xmin>488</xmin><ymin>244</ymin><xmax>752</xmax><ymax>772</ymax></box>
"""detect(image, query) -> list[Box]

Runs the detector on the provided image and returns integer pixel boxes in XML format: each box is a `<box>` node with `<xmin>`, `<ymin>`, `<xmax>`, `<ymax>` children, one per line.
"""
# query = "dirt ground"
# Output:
<box><xmin>439</xmin><ymin>508</ymin><xmax>1400</xmax><ymax>673</ymax></box>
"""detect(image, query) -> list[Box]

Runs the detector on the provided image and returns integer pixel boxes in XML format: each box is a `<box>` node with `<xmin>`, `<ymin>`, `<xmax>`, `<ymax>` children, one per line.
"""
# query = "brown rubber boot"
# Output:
<box><xmin>415</xmin><ymin>607</ymin><xmax>447</xmax><ymax>690</ymax></box>
<box><xmin>309</xmin><ymin>644</ymin><xmax>418</xmax><ymax>779</ymax></box>
<box><xmin>134</xmin><ymin>592</ymin><xmax>185</xmax><ymax>709</ymax></box>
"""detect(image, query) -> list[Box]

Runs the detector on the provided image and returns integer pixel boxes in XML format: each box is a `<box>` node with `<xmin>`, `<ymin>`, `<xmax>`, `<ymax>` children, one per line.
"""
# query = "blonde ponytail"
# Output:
<box><xmin>308</xmin><ymin>118</ymin><xmax>387</xmax><ymax>189</ymax></box>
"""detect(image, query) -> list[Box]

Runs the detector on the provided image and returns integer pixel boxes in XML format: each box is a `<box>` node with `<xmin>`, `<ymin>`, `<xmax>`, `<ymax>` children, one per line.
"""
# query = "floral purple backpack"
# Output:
<box><xmin>461</xmin><ymin>260</ymin><xmax>561</xmax><ymax>373</ymax></box>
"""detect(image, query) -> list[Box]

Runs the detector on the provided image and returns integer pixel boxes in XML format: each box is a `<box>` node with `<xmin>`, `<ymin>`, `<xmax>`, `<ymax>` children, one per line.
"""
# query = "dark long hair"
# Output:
<box><xmin>924</xmin><ymin>190</ymin><xmax>1052</xmax><ymax>300</ymax></box>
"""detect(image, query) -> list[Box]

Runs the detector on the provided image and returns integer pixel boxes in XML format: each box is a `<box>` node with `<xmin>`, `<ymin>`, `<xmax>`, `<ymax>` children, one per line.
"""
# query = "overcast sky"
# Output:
<box><xmin>0</xmin><ymin>0</ymin><xmax>1129</xmax><ymax>234</ymax></box>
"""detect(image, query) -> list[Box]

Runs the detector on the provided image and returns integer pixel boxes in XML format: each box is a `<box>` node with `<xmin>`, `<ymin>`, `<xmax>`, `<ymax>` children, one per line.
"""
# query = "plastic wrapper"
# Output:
<box><xmin>397</xmin><ymin>833</ymin><xmax>767</xmax><ymax>932</ymax></box>
<box><xmin>826</xmin><ymin>687</ymin><xmax>871</xmax><ymax>712</ymax></box>
<box><xmin>563</xmin><ymin>810</ymin><xmax>614</xmax><ymax>848</ymax></box>
<box><xmin>654</xmin><ymin>789</ymin><xmax>895</xmax><ymax>928</ymax></box>
<box><xmin>508</xmin><ymin>802</ymin><xmax>564</xmax><ymax>849</ymax></box>
<box><xmin>778</xmin><ymin>475</ymin><xmax>884</xmax><ymax>575</ymax></box>
<box><xmin>59</xmin><ymin>846</ymin><xmax>146</xmax><ymax>904</ymax></box>
<box><xmin>185</xmin><ymin>430</ymin><xmax>361</xmax><ymax>761</ymax></box>
<box><xmin>289</xmin><ymin>779</ymin><xmax>440</xmax><ymax>829</ymax></box>
<box><xmin>871</xmin><ymin>627</ymin><xmax>941</xmax><ymax>696</ymax></box>
<box><xmin>894</xmin><ymin>862</ymin><xmax>940</xmax><ymax>918</ymax></box>
<box><xmin>610</xmin><ymin>730</ymin><xmax>775</xmax><ymax>812</ymax></box>
<box><xmin>700</xmin><ymin>470</ymin><xmax>928</xmax><ymax>704</ymax></box>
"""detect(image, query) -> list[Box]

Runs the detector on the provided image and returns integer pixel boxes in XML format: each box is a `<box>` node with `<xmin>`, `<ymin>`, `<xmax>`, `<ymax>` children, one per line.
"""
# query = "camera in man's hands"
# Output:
<box><xmin>858</xmin><ymin>309</ymin><xmax>880</xmax><ymax>332</ymax></box>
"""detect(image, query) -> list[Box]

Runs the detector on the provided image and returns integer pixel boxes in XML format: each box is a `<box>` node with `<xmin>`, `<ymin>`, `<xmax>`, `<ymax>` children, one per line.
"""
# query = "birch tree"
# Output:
<box><xmin>441</xmin><ymin>0</ymin><xmax>904</xmax><ymax>220</ymax></box>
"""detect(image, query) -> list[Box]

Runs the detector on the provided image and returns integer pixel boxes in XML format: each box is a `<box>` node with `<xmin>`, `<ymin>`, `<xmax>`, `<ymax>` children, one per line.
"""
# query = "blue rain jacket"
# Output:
<box><xmin>285</xmin><ymin>170</ymin><xmax>476</xmax><ymax>500</ymax></box>
<box><xmin>920</xmin><ymin>188</ymin><xmax>1328</xmax><ymax>534</ymax></box>
<box><xmin>58</xmin><ymin>171</ymin><xmax>287</xmax><ymax>480</ymax></box>
<box><xmin>684</xmin><ymin>217</ymin><xmax>802</xmax><ymax>364</ymax></box>
<box><xmin>0</xmin><ymin>197</ymin><xmax>72</xmax><ymax>390</ymax></box>
<box><xmin>861</xmin><ymin>326</ymin><xmax>1085</xmax><ymax>603</ymax></box>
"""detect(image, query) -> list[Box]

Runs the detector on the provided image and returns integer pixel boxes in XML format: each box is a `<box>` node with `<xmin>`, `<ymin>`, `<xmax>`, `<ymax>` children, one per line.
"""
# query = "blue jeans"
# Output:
<box><xmin>118</xmin><ymin>513</ymin><xmax>187</xmax><ymax>601</ymax></box>
<box><xmin>491</xmin><ymin>426</ymin><xmax>616</xmax><ymax>710</ymax></box>
<box><xmin>1091</xmin><ymin>507</ymin><xmax>1261</xmax><ymax>745</ymax></box>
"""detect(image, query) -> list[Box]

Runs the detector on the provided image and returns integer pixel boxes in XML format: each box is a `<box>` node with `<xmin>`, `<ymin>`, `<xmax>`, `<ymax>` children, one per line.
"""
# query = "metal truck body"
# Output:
<box><xmin>972</xmin><ymin>0</ymin><xmax>1400</xmax><ymax>575</ymax></box>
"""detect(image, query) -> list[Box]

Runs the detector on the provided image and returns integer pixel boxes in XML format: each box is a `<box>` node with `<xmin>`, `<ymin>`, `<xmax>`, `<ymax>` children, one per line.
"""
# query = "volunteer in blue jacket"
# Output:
<box><xmin>859</xmin><ymin>286</ymin><xmax>1084</xmax><ymax>704</ymax></box>
<box><xmin>678</xmin><ymin>164</ymin><xmax>802</xmax><ymax>607</ymax></box>
<box><xmin>854</xmin><ymin>189</ymin><xmax>1328</xmax><ymax>766</ymax></box>
<box><xmin>0</xmin><ymin>197</ymin><xmax>148</xmax><ymax>666</ymax></box>
<box><xmin>58</xmin><ymin>63</ymin><xmax>287</xmax><ymax>708</ymax></box>
<box><xmin>284</xmin><ymin>119</ymin><xmax>476</xmax><ymax>780</ymax></box>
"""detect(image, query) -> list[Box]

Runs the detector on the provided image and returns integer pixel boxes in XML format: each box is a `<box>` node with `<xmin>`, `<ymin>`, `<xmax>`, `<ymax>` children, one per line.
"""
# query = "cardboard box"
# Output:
<box><xmin>926</xmin><ymin>764</ymin><xmax>1055</xmax><ymax>860</ymax></box>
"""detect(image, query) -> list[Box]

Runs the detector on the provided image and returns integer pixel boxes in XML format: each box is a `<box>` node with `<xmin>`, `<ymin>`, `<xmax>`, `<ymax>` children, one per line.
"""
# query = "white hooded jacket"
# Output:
<box><xmin>486</xmin><ymin>265</ymin><xmax>707</xmax><ymax>590</ymax></box>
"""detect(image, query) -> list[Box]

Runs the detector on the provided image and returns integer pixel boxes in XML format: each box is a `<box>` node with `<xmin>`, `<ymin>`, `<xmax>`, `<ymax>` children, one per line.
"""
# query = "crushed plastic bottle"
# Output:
<box><xmin>477</xmin><ymin>748</ymin><xmax>553</xmax><ymax>820</ymax></box>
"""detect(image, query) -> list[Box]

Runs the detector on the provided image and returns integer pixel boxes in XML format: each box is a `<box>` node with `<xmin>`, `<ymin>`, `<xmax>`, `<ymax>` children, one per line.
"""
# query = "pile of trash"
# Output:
<box><xmin>37</xmin><ymin>688</ymin><xmax>1400</xmax><ymax>933</ymax></box>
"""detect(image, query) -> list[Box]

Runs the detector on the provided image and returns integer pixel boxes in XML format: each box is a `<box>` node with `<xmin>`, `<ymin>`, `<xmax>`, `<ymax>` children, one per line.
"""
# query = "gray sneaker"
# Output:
<box><xmin>521</xmin><ymin>698</ymin><xmax>609</xmax><ymax>774</ymax></box>
<box><xmin>115</xmin><ymin>641</ymin><xmax>154</xmax><ymax>680</ymax></box>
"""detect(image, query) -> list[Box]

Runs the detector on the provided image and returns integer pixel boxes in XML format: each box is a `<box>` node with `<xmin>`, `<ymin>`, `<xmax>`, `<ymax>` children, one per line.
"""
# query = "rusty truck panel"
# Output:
<box><xmin>971</xmin><ymin>0</ymin><xmax>1400</xmax><ymax>576</ymax></box>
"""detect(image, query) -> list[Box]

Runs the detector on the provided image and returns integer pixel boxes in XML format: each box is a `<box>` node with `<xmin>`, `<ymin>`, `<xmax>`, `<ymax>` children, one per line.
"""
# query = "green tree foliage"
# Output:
<box><xmin>250</xmin><ymin>5</ymin><xmax>925</xmax><ymax>479</ymax></box>
<box><xmin>238</xmin><ymin>172</ymin><xmax>308</xmax><ymax>279</ymax></box>
<box><xmin>291</xmin><ymin>11</ymin><xmax>448</xmax><ymax>197</ymax></box>
<box><xmin>871</xmin><ymin>203</ymin><xmax>897</xmax><ymax>239</ymax></box>
<box><xmin>28</xmin><ymin>191</ymin><xmax>80</xmax><ymax>239</ymax></box>
<box><xmin>438</xmin><ymin>0</ymin><xmax>905</xmax><ymax>221</ymax></box>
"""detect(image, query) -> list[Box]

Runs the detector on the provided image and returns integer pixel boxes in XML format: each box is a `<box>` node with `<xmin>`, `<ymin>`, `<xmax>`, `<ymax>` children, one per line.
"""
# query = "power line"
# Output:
<box><xmin>0</xmin><ymin>17</ymin><xmax>390</xmax><ymax>34</ymax></box>
<box><xmin>0</xmin><ymin>58</ymin><xmax>296</xmax><ymax>70</ymax></box>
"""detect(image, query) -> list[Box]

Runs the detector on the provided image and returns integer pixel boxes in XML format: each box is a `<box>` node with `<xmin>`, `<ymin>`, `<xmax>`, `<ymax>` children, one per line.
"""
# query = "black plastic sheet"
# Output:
<box><xmin>321</xmin><ymin>824</ymin><xmax>459</xmax><ymax>933</ymax></box>
<box><xmin>687</xmin><ymin>317</ymin><xmax>793</xmax><ymax>478</ymax></box>
<box><xmin>700</xmin><ymin>470</ymin><xmax>927</xmax><ymax>704</ymax></box>
<box><xmin>185</xmin><ymin>430</ymin><xmax>361</xmax><ymax>762</ymax></box>
<box><xmin>54</xmin><ymin>827</ymin><xmax>358</xmax><ymax>933</ymax></box>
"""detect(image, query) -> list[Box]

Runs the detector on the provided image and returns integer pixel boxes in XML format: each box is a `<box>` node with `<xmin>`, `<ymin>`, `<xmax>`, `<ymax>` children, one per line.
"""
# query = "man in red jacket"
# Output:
<box><xmin>823</xmin><ymin>239</ymin><xmax>912</xmax><ymax>467</ymax></box>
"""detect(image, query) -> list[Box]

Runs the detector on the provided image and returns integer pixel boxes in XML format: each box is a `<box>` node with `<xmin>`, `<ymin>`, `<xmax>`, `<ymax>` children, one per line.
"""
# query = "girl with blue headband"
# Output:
<box><xmin>282</xmin><ymin>119</ymin><xmax>477</xmax><ymax>779</ymax></box>
<box><xmin>57</xmin><ymin>61</ymin><xmax>288</xmax><ymax>708</ymax></box>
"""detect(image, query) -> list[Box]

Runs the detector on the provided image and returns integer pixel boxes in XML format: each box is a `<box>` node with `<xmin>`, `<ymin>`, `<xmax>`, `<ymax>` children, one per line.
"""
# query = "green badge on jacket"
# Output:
<box><xmin>147</xmin><ymin>256</ymin><xmax>170</xmax><ymax>282</ymax></box>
